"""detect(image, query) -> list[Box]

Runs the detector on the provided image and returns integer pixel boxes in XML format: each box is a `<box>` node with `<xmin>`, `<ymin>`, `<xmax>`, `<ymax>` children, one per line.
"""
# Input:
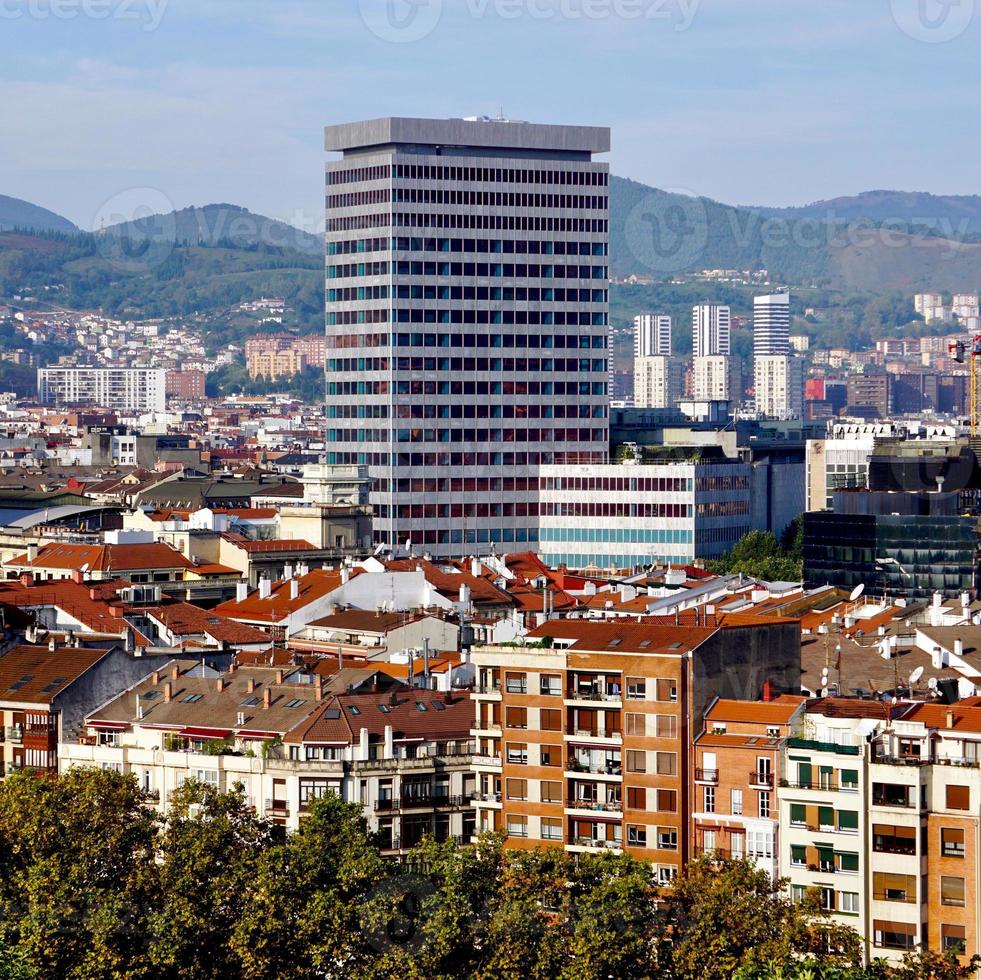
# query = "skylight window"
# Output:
<box><xmin>284</xmin><ymin>698</ymin><xmax>306</xmax><ymax>709</ymax></box>
<box><xmin>347</xmin><ymin>705</ymin><xmax>361</xmax><ymax>715</ymax></box>
<box><xmin>241</xmin><ymin>696</ymin><xmax>260</xmax><ymax>707</ymax></box>
<box><xmin>378</xmin><ymin>704</ymin><xmax>391</xmax><ymax>714</ymax></box>
<box><xmin>182</xmin><ymin>694</ymin><xmax>203</xmax><ymax>703</ymax></box>
<box><xmin>325</xmin><ymin>708</ymin><xmax>341</xmax><ymax>720</ymax></box>
<box><xmin>142</xmin><ymin>691</ymin><xmax>161</xmax><ymax>701</ymax></box>
<box><xmin>432</xmin><ymin>701</ymin><xmax>446</xmax><ymax>711</ymax></box>
<box><xmin>416</xmin><ymin>702</ymin><xmax>428</xmax><ymax>712</ymax></box>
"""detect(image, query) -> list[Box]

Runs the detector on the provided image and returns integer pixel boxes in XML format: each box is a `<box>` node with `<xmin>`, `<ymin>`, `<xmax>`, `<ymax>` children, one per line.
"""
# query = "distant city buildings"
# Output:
<box><xmin>633</xmin><ymin>356</ymin><xmax>684</xmax><ymax>409</ymax></box>
<box><xmin>753</xmin><ymin>293</ymin><xmax>790</xmax><ymax>357</ymax></box>
<box><xmin>245</xmin><ymin>334</ymin><xmax>327</xmax><ymax>380</ymax></box>
<box><xmin>693</xmin><ymin>355</ymin><xmax>740</xmax><ymax>404</ymax></box>
<box><xmin>755</xmin><ymin>354</ymin><xmax>803</xmax><ymax>420</ymax></box>
<box><xmin>37</xmin><ymin>367</ymin><xmax>166</xmax><ymax>413</ymax></box>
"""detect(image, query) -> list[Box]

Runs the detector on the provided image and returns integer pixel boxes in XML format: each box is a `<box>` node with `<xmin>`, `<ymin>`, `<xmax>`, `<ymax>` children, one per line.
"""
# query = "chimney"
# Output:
<box><xmin>283</xmin><ymin>563</ymin><xmax>294</xmax><ymax>581</ymax></box>
<box><xmin>71</xmin><ymin>569</ymin><xmax>84</xmax><ymax>584</ymax></box>
<box><xmin>298</xmin><ymin>563</ymin><xmax>309</xmax><ymax>577</ymax></box>
<box><xmin>216</xmin><ymin>677</ymin><xmax>226</xmax><ymax>692</ymax></box>
<box><xmin>164</xmin><ymin>682</ymin><xmax>173</xmax><ymax>703</ymax></box>
<box><xmin>27</xmin><ymin>543</ymin><xmax>37</xmax><ymax>563</ymax></box>
<box><xmin>171</xmin><ymin>665</ymin><xmax>180</xmax><ymax>680</ymax></box>
<box><xmin>315</xmin><ymin>676</ymin><xmax>324</xmax><ymax>701</ymax></box>
<box><xmin>236</xmin><ymin>711</ymin><xmax>245</xmax><ymax>726</ymax></box>
<box><xmin>762</xmin><ymin>678</ymin><xmax>774</xmax><ymax>702</ymax></box>
<box><xmin>247</xmin><ymin>677</ymin><xmax>256</xmax><ymax>694</ymax></box>
<box><xmin>263</xmin><ymin>687</ymin><xmax>271</xmax><ymax>709</ymax></box>
<box><xmin>48</xmin><ymin>636</ymin><xmax>56</xmax><ymax>652</ymax></box>
<box><xmin>340</xmin><ymin>567</ymin><xmax>350</xmax><ymax>584</ymax></box>
<box><xmin>470</xmin><ymin>557</ymin><xmax>481</xmax><ymax>578</ymax></box>
<box><xmin>152</xmin><ymin>670</ymin><xmax>161</xmax><ymax>685</ymax></box>
<box><xmin>89</xmin><ymin>587</ymin><xmax>99</xmax><ymax>601</ymax></box>
<box><xmin>947</xmin><ymin>709</ymin><xmax>955</xmax><ymax>728</ymax></box>
<box><xmin>229</xmin><ymin>662</ymin><xmax>238</xmax><ymax>674</ymax></box>
<box><xmin>19</xmin><ymin>573</ymin><xmax>33</xmax><ymax>587</ymax></box>
<box><xmin>290</xmin><ymin>579</ymin><xmax>299</xmax><ymax>600</ymax></box>
<box><xmin>235</xmin><ymin>581</ymin><xmax>248</xmax><ymax>603</ymax></box>
<box><xmin>258</xmin><ymin>576</ymin><xmax>271</xmax><ymax>600</ymax></box>
<box><xmin>276</xmin><ymin>669</ymin><xmax>285</xmax><ymax>684</ymax></box>
<box><xmin>955</xmin><ymin>638</ymin><xmax>964</xmax><ymax>659</ymax></box>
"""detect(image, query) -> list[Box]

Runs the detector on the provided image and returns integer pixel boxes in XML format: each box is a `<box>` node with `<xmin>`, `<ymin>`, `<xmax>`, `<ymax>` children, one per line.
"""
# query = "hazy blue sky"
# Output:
<box><xmin>1</xmin><ymin>0</ymin><xmax>978</xmax><ymax>229</ymax></box>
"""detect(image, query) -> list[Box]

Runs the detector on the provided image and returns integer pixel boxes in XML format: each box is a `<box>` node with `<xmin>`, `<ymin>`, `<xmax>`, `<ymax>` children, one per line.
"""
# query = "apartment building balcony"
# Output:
<box><xmin>473</xmin><ymin>792</ymin><xmax>502</xmax><ymax>808</ymax></box>
<box><xmin>694</xmin><ymin>768</ymin><xmax>719</xmax><ymax>784</ymax></box>
<box><xmin>473</xmin><ymin>684</ymin><xmax>502</xmax><ymax>701</ymax></box>
<box><xmin>566</xmin><ymin>759</ymin><xmax>622</xmax><ymax>780</ymax></box>
<box><xmin>748</xmin><ymin>771</ymin><xmax>774</xmax><ymax>789</ymax></box>
<box><xmin>568</xmin><ymin>837</ymin><xmax>622</xmax><ymax>854</ymax></box>
<box><xmin>472</xmin><ymin>753</ymin><xmax>502</xmax><ymax>769</ymax></box>
<box><xmin>470</xmin><ymin>722</ymin><xmax>502</xmax><ymax>737</ymax></box>
<box><xmin>5</xmin><ymin>727</ymin><xmax>22</xmax><ymax>743</ymax></box>
<box><xmin>565</xmin><ymin>799</ymin><xmax>622</xmax><ymax>817</ymax></box>
<box><xmin>781</xmin><ymin>778</ymin><xmax>856</xmax><ymax>793</ymax></box>
<box><xmin>787</xmin><ymin>737</ymin><xmax>860</xmax><ymax>757</ymax></box>
<box><xmin>264</xmin><ymin>799</ymin><xmax>289</xmax><ymax>817</ymax></box>
<box><xmin>563</xmin><ymin>690</ymin><xmax>622</xmax><ymax>708</ymax></box>
<box><xmin>563</xmin><ymin>729</ymin><xmax>622</xmax><ymax>746</ymax></box>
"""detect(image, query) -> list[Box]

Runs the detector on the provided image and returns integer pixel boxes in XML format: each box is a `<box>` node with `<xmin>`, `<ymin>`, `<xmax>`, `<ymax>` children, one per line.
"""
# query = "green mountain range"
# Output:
<box><xmin>0</xmin><ymin>194</ymin><xmax>77</xmax><ymax>234</ymax></box>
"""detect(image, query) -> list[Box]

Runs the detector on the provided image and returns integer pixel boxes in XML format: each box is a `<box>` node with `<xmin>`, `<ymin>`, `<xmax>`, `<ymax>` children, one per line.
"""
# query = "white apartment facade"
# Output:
<box><xmin>692</xmin><ymin>304</ymin><xmax>731</xmax><ymax>357</ymax></box>
<box><xmin>37</xmin><ymin>368</ymin><xmax>166</xmax><ymax>413</ymax></box>
<box><xmin>634</xmin><ymin>313</ymin><xmax>672</xmax><ymax>357</ymax></box>
<box><xmin>692</xmin><ymin>355</ymin><xmax>740</xmax><ymax>403</ymax></box>
<box><xmin>633</xmin><ymin>355</ymin><xmax>683</xmax><ymax>409</ymax></box>
<box><xmin>754</xmin><ymin>355</ymin><xmax>803</xmax><ymax>419</ymax></box>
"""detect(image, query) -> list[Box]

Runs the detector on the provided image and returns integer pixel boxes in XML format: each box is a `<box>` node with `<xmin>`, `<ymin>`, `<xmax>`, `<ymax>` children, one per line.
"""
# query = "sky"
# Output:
<box><xmin>1</xmin><ymin>0</ymin><xmax>979</xmax><ymax>231</ymax></box>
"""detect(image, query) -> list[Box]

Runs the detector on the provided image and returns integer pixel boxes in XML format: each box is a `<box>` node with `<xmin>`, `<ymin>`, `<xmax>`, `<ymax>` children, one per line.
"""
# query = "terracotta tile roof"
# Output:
<box><xmin>805</xmin><ymin>697</ymin><xmax>915</xmax><ymax>720</ymax></box>
<box><xmin>526</xmin><ymin>619</ymin><xmax>717</xmax><ymax>654</ymax></box>
<box><xmin>306</xmin><ymin>610</ymin><xmax>424</xmax><ymax>634</ymax></box>
<box><xmin>0</xmin><ymin>644</ymin><xmax>112</xmax><ymax>704</ymax></box>
<box><xmin>284</xmin><ymin>688</ymin><xmax>472</xmax><ymax>745</ymax></box>
<box><xmin>215</xmin><ymin>568</ymin><xmax>349</xmax><ymax>625</ymax></box>
<box><xmin>220</xmin><ymin>535</ymin><xmax>318</xmax><ymax>554</ymax></box>
<box><xmin>384</xmin><ymin>559</ymin><xmax>513</xmax><ymax>607</ymax></box>
<box><xmin>903</xmin><ymin>703</ymin><xmax>981</xmax><ymax>733</ymax></box>
<box><xmin>4</xmin><ymin>542</ymin><xmax>195</xmax><ymax>573</ymax></box>
<box><xmin>705</xmin><ymin>697</ymin><xmax>806</xmax><ymax>725</ymax></box>
<box><xmin>145</xmin><ymin>603</ymin><xmax>273</xmax><ymax>647</ymax></box>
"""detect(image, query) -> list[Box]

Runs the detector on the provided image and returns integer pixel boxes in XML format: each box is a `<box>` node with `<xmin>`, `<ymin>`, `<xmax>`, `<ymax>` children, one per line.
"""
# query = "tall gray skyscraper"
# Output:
<box><xmin>753</xmin><ymin>292</ymin><xmax>790</xmax><ymax>355</ymax></box>
<box><xmin>323</xmin><ymin>116</ymin><xmax>611</xmax><ymax>556</ymax></box>
<box><xmin>692</xmin><ymin>303</ymin><xmax>730</xmax><ymax>356</ymax></box>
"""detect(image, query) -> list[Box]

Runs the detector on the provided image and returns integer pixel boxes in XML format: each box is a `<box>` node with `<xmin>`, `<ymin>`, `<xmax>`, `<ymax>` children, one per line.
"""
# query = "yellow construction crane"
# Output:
<box><xmin>949</xmin><ymin>335</ymin><xmax>981</xmax><ymax>435</ymax></box>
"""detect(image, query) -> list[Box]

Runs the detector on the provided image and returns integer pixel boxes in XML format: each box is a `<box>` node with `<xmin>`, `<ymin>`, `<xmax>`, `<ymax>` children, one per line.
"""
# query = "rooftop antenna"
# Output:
<box><xmin>497</xmin><ymin>105</ymin><xmax>505</xmax><ymax>121</ymax></box>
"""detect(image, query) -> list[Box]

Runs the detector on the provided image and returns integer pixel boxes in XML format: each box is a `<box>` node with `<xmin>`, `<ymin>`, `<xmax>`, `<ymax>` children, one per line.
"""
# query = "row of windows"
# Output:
<box><xmin>326</xmin><ymin>164</ymin><xmax>391</xmax><ymax>185</ymax></box>
<box><xmin>387</xmin><ymin>261</ymin><xmax>607</xmax><ymax>279</ymax></box>
<box><xmin>327</xmin><ymin>356</ymin><xmax>607</xmax><ymax>374</ymax></box>
<box><xmin>327</xmin><ymin>332</ymin><xmax>608</xmax><ymax>351</ymax></box>
<box><xmin>540</xmin><ymin>527</ymin><xmax>694</xmax><ymax>545</ymax></box>
<box><xmin>542</xmin><ymin>476</ymin><xmax>693</xmax><ymax>493</ymax></box>
<box><xmin>390</xmin><ymin>164</ymin><xmax>608</xmax><ymax>186</ymax></box>
<box><xmin>537</xmin><ymin>553</ymin><xmax>693</xmax><ymax>568</ymax></box>
<box><xmin>328</xmin><ymin>310</ymin><xmax>608</xmax><ymax>327</ymax></box>
<box><xmin>390</xmin><ymin>287</ymin><xmax>607</xmax><ymax>304</ymax></box>
<box><xmin>379</xmin><ymin>526</ymin><xmax>541</xmax><ymax>546</ymax></box>
<box><xmin>392</xmin><ymin>427</ymin><xmax>607</xmax><ymax>444</ymax></box>
<box><xmin>392</xmin><ymin>379</ymin><xmax>607</xmax><ymax>396</ymax></box>
<box><xmin>392</xmin><ymin>404</ymin><xmax>605</xmax><ymax>420</ymax></box>
<box><xmin>389</xmin><ymin>503</ymin><xmax>540</xmax><ymax>520</ymax></box>
<box><xmin>384</xmin><ymin>476</ymin><xmax>538</xmax><ymax>493</ymax></box>
<box><xmin>541</xmin><ymin>502</ymin><xmax>693</xmax><ymax>519</ymax></box>
<box><xmin>327</xmin><ymin>286</ymin><xmax>389</xmax><ymax>302</ymax></box>
<box><xmin>327</xmin><ymin>213</ymin><xmax>608</xmax><ymax>234</ymax></box>
<box><xmin>326</xmin><ymin>450</ymin><xmax>605</xmax><ymax>468</ymax></box>
<box><xmin>327</xmin><ymin>189</ymin><xmax>390</xmax><ymax>208</ymax></box>
<box><xmin>392</xmin><ymin>189</ymin><xmax>607</xmax><ymax>211</ymax></box>
<box><xmin>326</xmin><ymin>235</ymin><xmax>608</xmax><ymax>256</ymax></box>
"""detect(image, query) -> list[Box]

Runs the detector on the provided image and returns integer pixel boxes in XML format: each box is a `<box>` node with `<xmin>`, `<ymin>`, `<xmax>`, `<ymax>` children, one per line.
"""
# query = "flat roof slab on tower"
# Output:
<box><xmin>324</xmin><ymin>116</ymin><xmax>610</xmax><ymax>156</ymax></box>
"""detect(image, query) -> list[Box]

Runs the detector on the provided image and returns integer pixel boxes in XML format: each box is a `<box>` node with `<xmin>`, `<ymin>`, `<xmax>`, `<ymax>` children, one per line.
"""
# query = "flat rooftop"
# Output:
<box><xmin>324</xmin><ymin>116</ymin><xmax>610</xmax><ymax>156</ymax></box>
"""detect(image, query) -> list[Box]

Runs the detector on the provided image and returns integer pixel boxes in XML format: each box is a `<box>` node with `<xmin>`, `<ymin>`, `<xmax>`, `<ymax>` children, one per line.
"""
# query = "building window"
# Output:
<box><xmin>505</xmin><ymin>706</ymin><xmax>527</xmax><ymax>729</ymax></box>
<box><xmin>837</xmin><ymin>809</ymin><xmax>858</xmax><ymax>833</ymax></box>
<box><xmin>657</xmin><ymin>789</ymin><xmax>677</xmax><ymax>812</ymax></box>
<box><xmin>540</xmin><ymin>744</ymin><xmax>561</xmax><ymax>767</ymax></box>
<box><xmin>789</xmin><ymin>803</ymin><xmax>806</xmax><ymax>826</ymax></box>
<box><xmin>839</xmin><ymin>891</ymin><xmax>859</xmax><ymax>915</ymax></box>
<box><xmin>627</xmin><ymin>786</ymin><xmax>646</xmax><ymax>809</ymax></box>
<box><xmin>790</xmin><ymin>845</ymin><xmax>806</xmax><ymax>866</ymax></box>
<box><xmin>836</xmin><ymin>851</ymin><xmax>859</xmax><ymax>874</ymax></box>
<box><xmin>625</xmin><ymin>713</ymin><xmax>646</xmax><ymax>737</ymax></box>
<box><xmin>791</xmin><ymin>885</ymin><xmax>807</xmax><ymax>905</ymax></box>
<box><xmin>627</xmin><ymin>825</ymin><xmax>647</xmax><ymax>847</ymax></box>
<box><xmin>703</xmin><ymin>786</ymin><xmax>715</xmax><ymax>813</ymax></box>
<box><xmin>626</xmin><ymin>677</ymin><xmax>647</xmax><ymax>700</ymax></box>
<box><xmin>539</xmin><ymin>674</ymin><xmax>562</xmax><ymax>696</ymax></box>
<box><xmin>541</xmin><ymin>780</ymin><xmax>563</xmax><ymax>804</ymax></box>
<box><xmin>541</xmin><ymin>817</ymin><xmax>563</xmax><ymax>841</ymax></box>
<box><xmin>946</xmin><ymin>785</ymin><xmax>970</xmax><ymax>810</ymax></box>
<box><xmin>655</xmin><ymin>678</ymin><xmax>677</xmax><ymax>702</ymax></box>
<box><xmin>731</xmin><ymin>789</ymin><xmax>743</xmax><ymax>816</ymax></box>
<box><xmin>540</xmin><ymin>708</ymin><xmax>561</xmax><ymax>731</ymax></box>
<box><xmin>655</xmin><ymin>714</ymin><xmax>677</xmax><ymax>738</ymax></box>
<box><xmin>506</xmin><ymin>778</ymin><xmax>527</xmax><ymax>801</ymax></box>
<box><xmin>656</xmin><ymin>752</ymin><xmax>677</xmax><ymax>776</ymax></box>
<box><xmin>657</xmin><ymin>827</ymin><xmax>677</xmax><ymax>850</ymax></box>
<box><xmin>758</xmin><ymin>791</ymin><xmax>771</xmax><ymax>818</ymax></box>
<box><xmin>506</xmin><ymin>815</ymin><xmax>528</xmax><ymax>837</ymax></box>
<box><xmin>942</xmin><ymin>925</ymin><xmax>967</xmax><ymax>953</ymax></box>
<box><xmin>506</xmin><ymin>744</ymin><xmax>527</xmax><ymax>765</ymax></box>
<box><xmin>941</xmin><ymin>876</ymin><xmax>966</xmax><ymax>907</ymax></box>
<box><xmin>505</xmin><ymin>673</ymin><xmax>527</xmax><ymax>695</ymax></box>
<box><xmin>941</xmin><ymin>827</ymin><xmax>965</xmax><ymax>857</ymax></box>
<box><xmin>626</xmin><ymin>750</ymin><xmax>647</xmax><ymax>773</ymax></box>
<box><xmin>657</xmin><ymin>866</ymin><xmax>676</xmax><ymax>885</ymax></box>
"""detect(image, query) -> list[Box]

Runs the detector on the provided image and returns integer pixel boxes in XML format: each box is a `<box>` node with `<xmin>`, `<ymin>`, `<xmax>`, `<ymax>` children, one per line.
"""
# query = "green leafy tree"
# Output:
<box><xmin>707</xmin><ymin>528</ymin><xmax>804</xmax><ymax>581</ymax></box>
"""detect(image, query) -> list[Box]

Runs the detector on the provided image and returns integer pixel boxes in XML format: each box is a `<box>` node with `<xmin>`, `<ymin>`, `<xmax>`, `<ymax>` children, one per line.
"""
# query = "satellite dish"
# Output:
<box><xmin>909</xmin><ymin>666</ymin><xmax>925</xmax><ymax>686</ymax></box>
<box><xmin>850</xmin><ymin>584</ymin><xmax>865</xmax><ymax>602</ymax></box>
<box><xmin>928</xmin><ymin>677</ymin><xmax>939</xmax><ymax>691</ymax></box>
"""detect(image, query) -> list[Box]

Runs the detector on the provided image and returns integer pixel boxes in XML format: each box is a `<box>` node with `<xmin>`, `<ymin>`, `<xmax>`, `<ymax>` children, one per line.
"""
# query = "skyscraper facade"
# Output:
<box><xmin>753</xmin><ymin>292</ymin><xmax>790</xmax><ymax>356</ymax></box>
<box><xmin>692</xmin><ymin>304</ymin><xmax>730</xmax><ymax>357</ymax></box>
<box><xmin>633</xmin><ymin>313</ymin><xmax>672</xmax><ymax>357</ymax></box>
<box><xmin>323</xmin><ymin>117</ymin><xmax>611</xmax><ymax>556</ymax></box>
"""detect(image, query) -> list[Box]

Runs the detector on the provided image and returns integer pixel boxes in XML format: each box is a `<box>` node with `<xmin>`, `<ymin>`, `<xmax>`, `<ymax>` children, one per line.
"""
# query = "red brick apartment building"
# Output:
<box><xmin>471</xmin><ymin>618</ymin><xmax>799</xmax><ymax>880</ymax></box>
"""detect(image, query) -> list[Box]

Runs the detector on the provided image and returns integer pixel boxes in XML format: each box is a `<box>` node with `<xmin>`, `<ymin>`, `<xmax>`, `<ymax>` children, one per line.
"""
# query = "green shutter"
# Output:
<box><xmin>791</xmin><ymin>844</ymin><xmax>806</xmax><ymax>864</ymax></box>
<box><xmin>836</xmin><ymin>851</ymin><xmax>859</xmax><ymax>872</ymax></box>
<box><xmin>840</xmin><ymin>768</ymin><xmax>858</xmax><ymax>787</ymax></box>
<box><xmin>838</xmin><ymin>809</ymin><xmax>858</xmax><ymax>831</ymax></box>
<box><xmin>790</xmin><ymin>803</ymin><xmax>806</xmax><ymax>824</ymax></box>
<box><xmin>818</xmin><ymin>805</ymin><xmax>833</xmax><ymax>828</ymax></box>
